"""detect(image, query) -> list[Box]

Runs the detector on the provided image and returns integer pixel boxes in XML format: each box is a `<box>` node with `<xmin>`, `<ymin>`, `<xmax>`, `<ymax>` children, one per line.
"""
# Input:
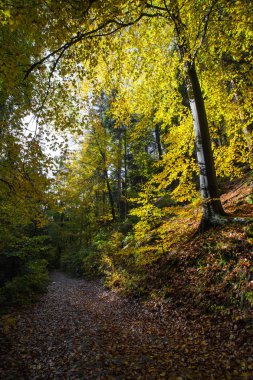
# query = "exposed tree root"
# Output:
<box><xmin>196</xmin><ymin>214</ymin><xmax>253</xmax><ymax>235</ymax></box>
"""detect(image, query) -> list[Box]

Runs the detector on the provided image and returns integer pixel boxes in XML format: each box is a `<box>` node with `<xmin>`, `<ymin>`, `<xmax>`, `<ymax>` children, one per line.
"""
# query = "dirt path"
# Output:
<box><xmin>0</xmin><ymin>272</ymin><xmax>252</xmax><ymax>380</ymax></box>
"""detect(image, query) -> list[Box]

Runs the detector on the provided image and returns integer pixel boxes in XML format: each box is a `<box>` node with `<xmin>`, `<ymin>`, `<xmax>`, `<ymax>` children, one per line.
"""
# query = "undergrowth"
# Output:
<box><xmin>0</xmin><ymin>260</ymin><xmax>49</xmax><ymax>311</ymax></box>
<box><xmin>61</xmin><ymin>176</ymin><xmax>253</xmax><ymax>316</ymax></box>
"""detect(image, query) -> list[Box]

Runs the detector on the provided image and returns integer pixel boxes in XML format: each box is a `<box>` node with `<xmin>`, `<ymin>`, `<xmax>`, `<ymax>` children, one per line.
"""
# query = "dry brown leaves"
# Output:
<box><xmin>0</xmin><ymin>272</ymin><xmax>252</xmax><ymax>380</ymax></box>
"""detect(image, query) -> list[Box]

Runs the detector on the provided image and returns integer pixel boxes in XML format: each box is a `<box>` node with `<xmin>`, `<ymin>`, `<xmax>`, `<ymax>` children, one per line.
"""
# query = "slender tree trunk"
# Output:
<box><xmin>116</xmin><ymin>131</ymin><xmax>126</xmax><ymax>220</ymax></box>
<box><xmin>95</xmin><ymin>190</ymin><xmax>99</xmax><ymax>217</ymax></box>
<box><xmin>122</xmin><ymin>126</ymin><xmax>128</xmax><ymax>218</ymax></box>
<box><xmin>92</xmin><ymin>127</ymin><xmax>116</xmax><ymax>222</ymax></box>
<box><xmin>186</xmin><ymin>61</ymin><xmax>226</xmax><ymax>230</ymax></box>
<box><xmin>56</xmin><ymin>211</ymin><xmax>64</xmax><ymax>267</ymax></box>
<box><xmin>244</xmin><ymin>125</ymin><xmax>253</xmax><ymax>150</ymax></box>
<box><xmin>104</xmin><ymin>168</ymin><xmax>116</xmax><ymax>222</ymax></box>
<box><xmin>155</xmin><ymin>124</ymin><xmax>163</xmax><ymax>160</ymax></box>
<box><xmin>232</xmin><ymin>85</ymin><xmax>252</xmax><ymax>156</ymax></box>
<box><xmin>102</xmin><ymin>190</ymin><xmax>106</xmax><ymax>216</ymax></box>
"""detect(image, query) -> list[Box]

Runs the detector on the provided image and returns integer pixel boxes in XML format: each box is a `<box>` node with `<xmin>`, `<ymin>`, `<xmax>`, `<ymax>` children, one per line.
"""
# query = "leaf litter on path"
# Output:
<box><xmin>0</xmin><ymin>272</ymin><xmax>252</xmax><ymax>379</ymax></box>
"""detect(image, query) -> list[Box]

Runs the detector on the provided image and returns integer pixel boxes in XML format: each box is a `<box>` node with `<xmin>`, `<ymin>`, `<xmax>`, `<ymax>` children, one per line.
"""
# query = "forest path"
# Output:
<box><xmin>0</xmin><ymin>272</ymin><xmax>252</xmax><ymax>380</ymax></box>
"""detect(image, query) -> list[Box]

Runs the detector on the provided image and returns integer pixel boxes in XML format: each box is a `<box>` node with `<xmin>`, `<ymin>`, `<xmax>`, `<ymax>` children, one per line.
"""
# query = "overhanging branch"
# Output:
<box><xmin>192</xmin><ymin>0</ymin><xmax>219</xmax><ymax>63</ymax></box>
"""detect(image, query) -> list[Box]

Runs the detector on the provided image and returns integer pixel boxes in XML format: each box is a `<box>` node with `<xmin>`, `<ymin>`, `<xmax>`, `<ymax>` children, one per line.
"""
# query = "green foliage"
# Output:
<box><xmin>131</xmin><ymin>203</ymin><xmax>163</xmax><ymax>238</ymax></box>
<box><xmin>61</xmin><ymin>249</ymin><xmax>85</xmax><ymax>276</ymax></box>
<box><xmin>129</xmin><ymin>186</ymin><xmax>164</xmax><ymax>240</ymax></box>
<box><xmin>244</xmin><ymin>291</ymin><xmax>253</xmax><ymax>307</ymax></box>
<box><xmin>82</xmin><ymin>249</ymin><xmax>102</xmax><ymax>278</ymax></box>
<box><xmin>1</xmin><ymin>0</ymin><xmax>253</xmax><ymax>317</ymax></box>
<box><xmin>246</xmin><ymin>195</ymin><xmax>253</xmax><ymax>205</ymax></box>
<box><xmin>0</xmin><ymin>260</ymin><xmax>49</xmax><ymax>307</ymax></box>
<box><xmin>61</xmin><ymin>247</ymin><xmax>101</xmax><ymax>279</ymax></box>
<box><xmin>247</xmin><ymin>224</ymin><xmax>253</xmax><ymax>236</ymax></box>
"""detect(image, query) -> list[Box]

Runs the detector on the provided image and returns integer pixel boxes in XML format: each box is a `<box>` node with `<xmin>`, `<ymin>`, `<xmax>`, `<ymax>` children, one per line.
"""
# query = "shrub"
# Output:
<box><xmin>0</xmin><ymin>259</ymin><xmax>49</xmax><ymax>307</ymax></box>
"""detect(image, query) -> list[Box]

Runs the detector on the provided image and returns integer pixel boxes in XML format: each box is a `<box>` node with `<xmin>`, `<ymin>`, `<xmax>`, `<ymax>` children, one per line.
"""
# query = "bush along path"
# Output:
<box><xmin>0</xmin><ymin>272</ymin><xmax>252</xmax><ymax>380</ymax></box>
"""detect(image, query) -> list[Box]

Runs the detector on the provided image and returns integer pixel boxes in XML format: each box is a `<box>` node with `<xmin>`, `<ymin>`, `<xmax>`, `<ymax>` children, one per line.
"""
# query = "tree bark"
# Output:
<box><xmin>155</xmin><ymin>124</ymin><xmax>163</xmax><ymax>160</ymax></box>
<box><xmin>92</xmin><ymin>126</ymin><xmax>116</xmax><ymax>222</ymax></box>
<box><xmin>168</xmin><ymin>0</ymin><xmax>226</xmax><ymax>231</ymax></box>
<box><xmin>120</xmin><ymin>126</ymin><xmax>128</xmax><ymax>219</ymax></box>
<box><xmin>116</xmin><ymin>129</ymin><xmax>127</xmax><ymax>220</ymax></box>
<box><xmin>186</xmin><ymin>61</ymin><xmax>226</xmax><ymax>231</ymax></box>
<box><xmin>104</xmin><ymin>168</ymin><xmax>116</xmax><ymax>222</ymax></box>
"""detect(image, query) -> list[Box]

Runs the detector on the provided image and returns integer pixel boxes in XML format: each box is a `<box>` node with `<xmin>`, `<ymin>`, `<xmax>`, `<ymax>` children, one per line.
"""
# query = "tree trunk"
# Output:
<box><xmin>186</xmin><ymin>61</ymin><xmax>226</xmax><ymax>231</ymax></box>
<box><xmin>155</xmin><ymin>124</ymin><xmax>163</xmax><ymax>160</ymax></box>
<box><xmin>121</xmin><ymin>126</ymin><xmax>128</xmax><ymax>219</ymax></box>
<box><xmin>104</xmin><ymin>168</ymin><xmax>116</xmax><ymax>222</ymax></box>
<box><xmin>116</xmin><ymin>130</ymin><xmax>126</xmax><ymax>220</ymax></box>
<box><xmin>55</xmin><ymin>211</ymin><xmax>64</xmax><ymax>268</ymax></box>
<box><xmin>170</xmin><ymin>0</ymin><xmax>226</xmax><ymax>231</ymax></box>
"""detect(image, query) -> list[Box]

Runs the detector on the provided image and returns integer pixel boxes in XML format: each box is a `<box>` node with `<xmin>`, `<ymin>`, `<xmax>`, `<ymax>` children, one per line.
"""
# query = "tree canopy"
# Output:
<box><xmin>0</xmin><ymin>0</ymin><xmax>253</xmax><ymax>308</ymax></box>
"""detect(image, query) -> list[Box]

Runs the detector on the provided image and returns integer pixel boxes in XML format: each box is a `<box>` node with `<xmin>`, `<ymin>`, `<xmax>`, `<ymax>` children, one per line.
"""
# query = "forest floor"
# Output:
<box><xmin>0</xmin><ymin>271</ymin><xmax>252</xmax><ymax>380</ymax></box>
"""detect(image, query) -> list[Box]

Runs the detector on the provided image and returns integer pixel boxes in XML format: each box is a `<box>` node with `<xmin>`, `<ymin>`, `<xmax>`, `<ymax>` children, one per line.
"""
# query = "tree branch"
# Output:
<box><xmin>0</xmin><ymin>177</ymin><xmax>15</xmax><ymax>191</ymax></box>
<box><xmin>145</xmin><ymin>2</ymin><xmax>167</xmax><ymax>12</ymax></box>
<box><xmin>24</xmin><ymin>8</ymin><xmax>166</xmax><ymax>81</ymax></box>
<box><xmin>192</xmin><ymin>0</ymin><xmax>219</xmax><ymax>63</ymax></box>
<box><xmin>24</xmin><ymin>13</ymin><xmax>142</xmax><ymax>79</ymax></box>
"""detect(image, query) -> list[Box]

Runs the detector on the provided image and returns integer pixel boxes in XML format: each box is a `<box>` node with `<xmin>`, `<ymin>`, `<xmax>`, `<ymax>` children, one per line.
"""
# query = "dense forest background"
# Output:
<box><xmin>0</xmin><ymin>0</ymin><xmax>253</xmax><ymax>314</ymax></box>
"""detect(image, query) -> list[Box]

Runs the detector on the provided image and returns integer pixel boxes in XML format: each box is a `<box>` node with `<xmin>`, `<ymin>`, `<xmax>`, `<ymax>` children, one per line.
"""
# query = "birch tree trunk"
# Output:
<box><xmin>186</xmin><ymin>61</ymin><xmax>226</xmax><ymax>230</ymax></box>
<box><xmin>168</xmin><ymin>0</ymin><xmax>227</xmax><ymax>230</ymax></box>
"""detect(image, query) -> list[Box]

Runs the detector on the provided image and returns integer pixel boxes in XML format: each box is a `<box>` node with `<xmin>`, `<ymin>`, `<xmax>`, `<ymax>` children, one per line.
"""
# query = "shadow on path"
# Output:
<box><xmin>0</xmin><ymin>272</ymin><xmax>252</xmax><ymax>379</ymax></box>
